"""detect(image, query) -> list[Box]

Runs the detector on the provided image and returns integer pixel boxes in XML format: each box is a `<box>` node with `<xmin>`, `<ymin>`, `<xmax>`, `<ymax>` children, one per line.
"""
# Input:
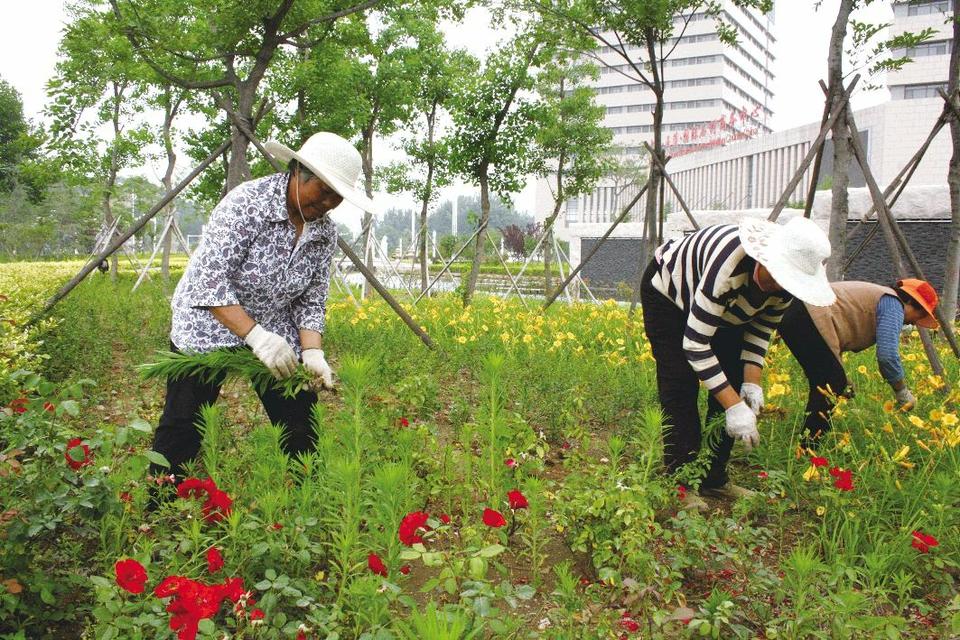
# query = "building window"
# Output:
<box><xmin>903</xmin><ymin>82</ymin><xmax>947</xmax><ymax>99</ymax></box>
<box><xmin>905</xmin><ymin>39</ymin><xmax>951</xmax><ymax>57</ymax></box>
<box><xmin>565</xmin><ymin>198</ymin><xmax>579</xmax><ymax>224</ymax></box>
<box><xmin>907</xmin><ymin>1</ymin><xmax>950</xmax><ymax>16</ymax></box>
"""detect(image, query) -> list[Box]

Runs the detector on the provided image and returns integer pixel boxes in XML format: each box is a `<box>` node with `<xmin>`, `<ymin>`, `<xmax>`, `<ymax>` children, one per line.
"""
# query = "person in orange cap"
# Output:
<box><xmin>778</xmin><ymin>278</ymin><xmax>940</xmax><ymax>447</ymax></box>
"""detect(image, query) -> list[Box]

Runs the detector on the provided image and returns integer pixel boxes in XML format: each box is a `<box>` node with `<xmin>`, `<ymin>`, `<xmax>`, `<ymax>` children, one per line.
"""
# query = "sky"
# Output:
<box><xmin>0</xmin><ymin>0</ymin><xmax>899</xmax><ymax>225</ymax></box>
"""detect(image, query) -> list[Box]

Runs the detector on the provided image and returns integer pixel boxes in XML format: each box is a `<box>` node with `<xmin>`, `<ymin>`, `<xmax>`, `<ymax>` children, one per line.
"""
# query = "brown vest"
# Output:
<box><xmin>805</xmin><ymin>281</ymin><xmax>898</xmax><ymax>362</ymax></box>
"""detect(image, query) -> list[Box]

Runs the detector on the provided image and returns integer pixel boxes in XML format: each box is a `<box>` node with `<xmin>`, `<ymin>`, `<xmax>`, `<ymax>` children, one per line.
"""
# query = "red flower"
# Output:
<box><xmin>176</xmin><ymin>478</ymin><xmax>232</xmax><ymax>523</ymax></box>
<box><xmin>758</xmin><ymin>471</ymin><xmax>769</xmax><ymax>479</ymax></box>
<box><xmin>43</xmin><ymin>402</ymin><xmax>55</xmax><ymax>412</ymax></box>
<box><xmin>398</xmin><ymin>511</ymin><xmax>431</xmax><ymax>546</ymax></box>
<box><xmin>504</xmin><ymin>458</ymin><xmax>516</xmax><ymax>468</ymax></box>
<box><xmin>367</xmin><ymin>553</ymin><xmax>388</xmax><ymax>577</ymax></box>
<box><xmin>271</xmin><ymin>522</ymin><xmax>283</xmax><ymax>531</ymax></box>
<box><xmin>677</xmin><ymin>485</ymin><xmax>687</xmax><ymax>500</ymax></box>
<box><xmin>154</xmin><ymin>575</ymin><xmax>245</xmax><ymax>640</ymax></box>
<box><xmin>507</xmin><ymin>489</ymin><xmax>528</xmax><ymax>510</ymax></box>
<box><xmin>482</xmin><ymin>508</ymin><xmax>507</xmax><ymax>528</ymax></box>
<box><xmin>399</xmin><ymin>565</ymin><xmax>411</xmax><ymax>575</ymax></box>
<box><xmin>829</xmin><ymin>467</ymin><xmax>854</xmax><ymax>491</ymax></box>
<box><xmin>115</xmin><ymin>558</ymin><xmax>148</xmax><ymax>594</ymax></box>
<box><xmin>439</xmin><ymin>514</ymin><xmax>451</xmax><ymax>524</ymax></box>
<box><xmin>810</xmin><ymin>456</ymin><xmax>829</xmax><ymax>468</ymax></box>
<box><xmin>911</xmin><ymin>530</ymin><xmax>939</xmax><ymax>553</ymax></box>
<box><xmin>65</xmin><ymin>438</ymin><xmax>93</xmax><ymax>470</ymax></box>
<box><xmin>9</xmin><ymin>397</ymin><xmax>27</xmax><ymax>414</ymax></box>
<box><xmin>120</xmin><ymin>491</ymin><xmax>133</xmax><ymax>503</ymax></box>
<box><xmin>398</xmin><ymin>417</ymin><xmax>410</xmax><ymax>428</ymax></box>
<box><xmin>296</xmin><ymin>631</ymin><xmax>308</xmax><ymax>640</ymax></box>
<box><xmin>561</xmin><ymin>441</ymin><xmax>572</xmax><ymax>450</ymax></box>
<box><xmin>620</xmin><ymin>613</ymin><xmax>640</xmax><ymax>632</ymax></box>
<box><xmin>206</xmin><ymin>548</ymin><xmax>224</xmax><ymax>573</ymax></box>
<box><xmin>250</xmin><ymin>609</ymin><xmax>265</xmax><ymax>621</ymax></box>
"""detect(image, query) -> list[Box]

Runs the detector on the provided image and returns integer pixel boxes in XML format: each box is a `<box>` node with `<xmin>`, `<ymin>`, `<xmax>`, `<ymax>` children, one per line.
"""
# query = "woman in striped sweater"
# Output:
<box><xmin>640</xmin><ymin>217</ymin><xmax>835</xmax><ymax>512</ymax></box>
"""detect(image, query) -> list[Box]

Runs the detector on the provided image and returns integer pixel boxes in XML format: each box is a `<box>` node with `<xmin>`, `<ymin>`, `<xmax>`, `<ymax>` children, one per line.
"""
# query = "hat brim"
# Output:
<box><xmin>739</xmin><ymin>219</ymin><xmax>837</xmax><ymax>307</ymax></box>
<box><xmin>264</xmin><ymin>141</ymin><xmax>378</xmax><ymax>214</ymax></box>
<box><xmin>916</xmin><ymin>315</ymin><xmax>940</xmax><ymax>330</ymax></box>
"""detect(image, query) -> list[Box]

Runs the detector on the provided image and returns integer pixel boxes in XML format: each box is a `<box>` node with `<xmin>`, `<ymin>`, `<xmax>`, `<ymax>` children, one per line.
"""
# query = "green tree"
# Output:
<box><xmin>108</xmin><ymin>0</ymin><xmax>387</xmax><ymax>191</ymax></box>
<box><xmin>0</xmin><ymin>79</ymin><xmax>29</xmax><ymax>193</ymax></box>
<box><xmin>534</xmin><ymin>52</ymin><xmax>612</xmax><ymax>299</ymax></box>
<box><xmin>48</xmin><ymin>5</ymin><xmax>153</xmax><ymax>278</ymax></box>
<box><xmin>447</xmin><ymin>20</ymin><xmax>554</xmax><ymax>306</ymax></box>
<box><xmin>381</xmin><ymin>36</ymin><xmax>478</xmax><ymax>290</ymax></box>
<box><xmin>527</xmin><ymin>0</ymin><xmax>773</xmax><ymax>274</ymax></box>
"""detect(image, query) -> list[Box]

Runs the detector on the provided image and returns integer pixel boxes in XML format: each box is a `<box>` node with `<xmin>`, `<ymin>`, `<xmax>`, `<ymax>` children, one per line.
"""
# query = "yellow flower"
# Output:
<box><xmin>816</xmin><ymin>506</ymin><xmax>826</xmax><ymax>517</ymax></box>
<box><xmin>930</xmin><ymin>409</ymin><xmax>944</xmax><ymax>422</ymax></box>
<box><xmin>837</xmin><ymin>432</ymin><xmax>851</xmax><ymax>448</ymax></box>
<box><xmin>941</xmin><ymin>413</ymin><xmax>958</xmax><ymax>427</ymax></box>
<box><xmin>882</xmin><ymin>400</ymin><xmax>895</xmax><ymax>413</ymax></box>
<box><xmin>882</xmin><ymin>423</ymin><xmax>894</xmax><ymax>434</ymax></box>
<box><xmin>857</xmin><ymin>365</ymin><xmax>868</xmax><ymax>375</ymax></box>
<box><xmin>905</xmin><ymin>353</ymin><xmax>917</xmax><ymax>362</ymax></box>
<box><xmin>803</xmin><ymin>465</ymin><xmax>820</xmax><ymax>482</ymax></box>
<box><xmin>908</xmin><ymin>415</ymin><xmax>925</xmax><ymax>428</ymax></box>
<box><xmin>522</xmin><ymin>334</ymin><xmax>533</xmax><ymax>344</ymax></box>
<box><xmin>892</xmin><ymin>445</ymin><xmax>910</xmax><ymax>462</ymax></box>
<box><xmin>768</xmin><ymin>383</ymin><xmax>786</xmax><ymax>398</ymax></box>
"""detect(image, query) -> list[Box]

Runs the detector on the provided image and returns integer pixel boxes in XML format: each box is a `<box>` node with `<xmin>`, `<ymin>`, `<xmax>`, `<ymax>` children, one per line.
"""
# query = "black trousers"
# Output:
<box><xmin>150</xmin><ymin>344</ymin><xmax>319</xmax><ymax>479</ymax></box>
<box><xmin>777</xmin><ymin>301</ymin><xmax>848</xmax><ymax>443</ymax></box>
<box><xmin>639</xmin><ymin>261</ymin><xmax>741</xmax><ymax>490</ymax></box>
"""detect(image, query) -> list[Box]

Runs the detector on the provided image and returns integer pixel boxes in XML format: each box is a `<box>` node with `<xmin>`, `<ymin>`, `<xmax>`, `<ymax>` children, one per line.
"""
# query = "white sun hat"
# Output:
<box><xmin>739</xmin><ymin>216</ymin><xmax>836</xmax><ymax>306</ymax></box>
<box><xmin>264</xmin><ymin>132</ymin><xmax>377</xmax><ymax>213</ymax></box>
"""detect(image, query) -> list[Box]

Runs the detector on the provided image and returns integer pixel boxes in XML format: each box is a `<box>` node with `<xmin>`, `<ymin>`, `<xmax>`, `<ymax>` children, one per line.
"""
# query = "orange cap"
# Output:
<box><xmin>897</xmin><ymin>278</ymin><xmax>939</xmax><ymax>329</ymax></box>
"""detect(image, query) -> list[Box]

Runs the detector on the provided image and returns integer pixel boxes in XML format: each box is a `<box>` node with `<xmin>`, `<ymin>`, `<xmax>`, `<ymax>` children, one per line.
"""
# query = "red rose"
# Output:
<box><xmin>507</xmin><ymin>489</ymin><xmax>528</xmax><ymax>510</ymax></box>
<box><xmin>65</xmin><ymin>438</ymin><xmax>93</xmax><ymax>470</ymax></box>
<box><xmin>911</xmin><ymin>530</ymin><xmax>939</xmax><ymax>553</ymax></box>
<box><xmin>620</xmin><ymin>615</ymin><xmax>640</xmax><ymax>632</ymax></box>
<box><xmin>115</xmin><ymin>558</ymin><xmax>148</xmax><ymax>594</ymax></box>
<box><xmin>758</xmin><ymin>471</ymin><xmax>768</xmax><ymax>479</ymax></box>
<box><xmin>398</xmin><ymin>511</ymin><xmax>431</xmax><ymax>546</ymax></box>
<box><xmin>120</xmin><ymin>491</ymin><xmax>133</xmax><ymax>503</ymax></box>
<box><xmin>206</xmin><ymin>547</ymin><xmax>224</xmax><ymax>573</ymax></box>
<box><xmin>829</xmin><ymin>467</ymin><xmax>854</xmax><ymax>491</ymax></box>
<box><xmin>439</xmin><ymin>514</ymin><xmax>451</xmax><ymax>524</ymax></box>
<box><xmin>250</xmin><ymin>609</ymin><xmax>265</xmax><ymax>621</ymax></box>
<box><xmin>296</xmin><ymin>631</ymin><xmax>307</xmax><ymax>640</ymax></box>
<box><xmin>398</xmin><ymin>417</ymin><xmax>410</xmax><ymax>428</ymax></box>
<box><xmin>677</xmin><ymin>485</ymin><xmax>687</xmax><ymax>500</ymax></box>
<box><xmin>399</xmin><ymin>565</ymin><xmax>411</xmax><ymax>575</ymax></box>
<box><xmin>504</xmin><ymin>458</ymin><xmax>516</xmax><ymax>468</ymax></box>
<box><xmin>482</xmin><ymin>508</ymin><xmax>507</xmax><ymax>528</ymax></box>
<box><xmin>271</xmin><ymin>522</ymin><xmax>283</xmax><ymax>531</ymax></box>
<box><xmin>9</xmin><ymin>397</ymin><xmax>27</xmax><ymax>414</ymax></box>
<box><xmin>810</xmin><ymin>456</ymin><xmax>829</xmax><ymax>468</ymax></box>
<box><xmin>202</xmin><ymin>488</ymin><xmax>233</xmax><ymax>522</ymax></box>
<box><xmin>367</xmin><ymin>553</ymin><xmax>388</xmax><ymax>577</ymax></box>
<box><xmin>43</xmin><ymin>402</ymin><xmax>55</xmax><ymax>412</ymax></box>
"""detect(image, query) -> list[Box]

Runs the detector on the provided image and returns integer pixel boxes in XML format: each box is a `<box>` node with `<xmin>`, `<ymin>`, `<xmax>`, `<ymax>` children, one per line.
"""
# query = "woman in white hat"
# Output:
<box><xmin>149</xmin><ymin>132</ymin><xmax>375</xmax><ymax>485</ymax></box>
<box><xmin>639</xmin><ymin>216</ymin><xmax>834</xmax><ymax>512</ymax></box>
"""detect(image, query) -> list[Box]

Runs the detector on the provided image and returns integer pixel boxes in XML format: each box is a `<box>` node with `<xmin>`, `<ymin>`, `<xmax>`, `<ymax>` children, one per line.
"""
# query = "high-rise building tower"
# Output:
<box><xmin>888</xmin><ymin>0</ymin><xmax>952</xmax><ymax>100</ymax></box>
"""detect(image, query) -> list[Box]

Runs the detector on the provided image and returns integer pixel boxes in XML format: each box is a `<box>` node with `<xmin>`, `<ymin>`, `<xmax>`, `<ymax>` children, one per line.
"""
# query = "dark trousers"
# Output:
<box><xmin>777</xmin><ymin>301</ymin><xmax>848</xmax><ymax>443</ymax></box>
<box><xmin>639</xmin><ymin>261</ymin><xmax>740</xmax><ymax>490</ymax></box>
<box><xmin>150</xmin><ymin>344</ymin><xmax>319</xmax><ymax>479</ymax></box>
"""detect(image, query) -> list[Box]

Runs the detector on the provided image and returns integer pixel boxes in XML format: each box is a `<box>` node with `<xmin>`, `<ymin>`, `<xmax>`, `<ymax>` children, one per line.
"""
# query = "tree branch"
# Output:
<box><xmin>280</xmin><ymin>0</ymin><xmax>383</xmax><ymax>40</ymax></box>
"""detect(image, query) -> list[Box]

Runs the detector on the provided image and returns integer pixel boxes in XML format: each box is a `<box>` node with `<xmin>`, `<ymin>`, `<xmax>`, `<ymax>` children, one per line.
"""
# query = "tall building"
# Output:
<box><xmin>888</xmin><ymin>0</ymin><xmax>952</xmax><ymax>100</ymax></box>
<box><xmin>535</xmin><ymin>1</ymin><xmax>777</xmax><ymax>238</ymax></box>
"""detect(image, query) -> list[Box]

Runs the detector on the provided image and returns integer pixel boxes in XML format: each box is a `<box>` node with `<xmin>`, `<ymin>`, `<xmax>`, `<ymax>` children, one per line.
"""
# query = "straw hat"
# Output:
<box><xmin>739</xmin><ymin>217</ymin><xmax>836</xmax><ymax>306</ymax></box>
<box><xmin>264</xmin><ymin>132</ymin><xmax>377</xmax><ymax>213</ymax></box>
<box><xmin>897</xmin><ymin>278</ymin><xmax>940</xmax><ymax>329</ymax></box>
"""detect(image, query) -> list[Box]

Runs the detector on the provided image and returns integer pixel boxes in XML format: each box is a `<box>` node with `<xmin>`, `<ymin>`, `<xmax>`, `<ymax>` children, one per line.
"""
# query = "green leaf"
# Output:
<box><xmin>399</xmin><ymin>549</ymin><xmax>422</xmax><ymax>560</ymax></box>
<box><xmin>198</xmin><ymin>619</ymin><xmax>215</xmax><ymax>634</ymax></box>
<box><xmin>254</xmin><ymin>580</ymin><xmax>272</xmax><ymax>591</ymax></box>
<box><xmin>144</xmin><ymin>451</ymin><xmax>170</xmax><ymax>467</ymax></box>
<box><xmin>60</xmin><ymin>399</ymin><xmax>80</xmax><ymax>416</ymax></box>
<box><xmin>129</xmin><ymin>418</ymin><xmax>152</xmax><ymax>432</ymax></box>
<box><xmin>264</xmin><ymin>568</ymin><xmax>277</xmax><ymax>581</ymax></box>
<box><xmin>515</xmin><ymin>584</ymin><xmax>535</xmax><ymax>600</ymax></box>
<box><xmin>477</xmin><ymin>544</ymin><xmax>505</xmax><ymax>558</ymax></box>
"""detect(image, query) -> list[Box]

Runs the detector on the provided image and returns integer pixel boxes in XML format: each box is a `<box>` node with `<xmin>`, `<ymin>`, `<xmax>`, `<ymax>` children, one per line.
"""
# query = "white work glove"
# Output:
<box><xmin>725</xmin><ymin>401</ymin><xmax>760</xmax><ymax>451</ymax></box>
<box><xmin>739</xmin><ymin>382</ymin><xmax>764</xmax><ymax>415</ymax></box>
<box><xmin>302</xmin><ymin>349</ymin><xmax>335</xmax><ymax>390</ymax></box>
<box><xmin>243</xmin><ymin>324</ymin><xmax>298</xmax><ymax>379</ymax></box>
<box><xmin>894</xmin><ymin>386</ymin><xmax>916</xmax><ymax>411</ymax></box>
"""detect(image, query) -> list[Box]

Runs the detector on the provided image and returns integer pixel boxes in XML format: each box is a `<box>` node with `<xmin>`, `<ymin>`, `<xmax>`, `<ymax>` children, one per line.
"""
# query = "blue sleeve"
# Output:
<box><xmin>875</xmin><ymin>295</ymin><xmax>905</xmax><ymax>385</ymax></box>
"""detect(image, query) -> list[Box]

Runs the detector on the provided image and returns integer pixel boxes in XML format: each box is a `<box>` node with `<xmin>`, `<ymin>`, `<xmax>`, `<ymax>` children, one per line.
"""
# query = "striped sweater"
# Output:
<box><xmin>651</xmin><ymin>224</ymin><xmax>793</xmax><ymax>394</ymax></box>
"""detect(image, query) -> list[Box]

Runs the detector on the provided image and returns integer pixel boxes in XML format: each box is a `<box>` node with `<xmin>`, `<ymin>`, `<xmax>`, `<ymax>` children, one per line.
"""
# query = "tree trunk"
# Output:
<box><xmin>463</xmin><ymin>170</ymin><xmax>490</xmax><ymax>306</ymax></box>
<box><xmin>360</xmin><ymin>122</ymin><xmax>377</xmax><ymax>298</ymax></box>
<box><xmin>160</xmin><ymin>91</ymin><xmax>181</xmax><ymax>282</ymax></box>
<box><xmin>106</xmin><ymin>82</ymin><xmax>125</xmax><ymax>281</ymax></box>
<box><xmin>543</xmin><ymin>150</ymin><xmax>566</xmax><ymax>299</ymax></box>
<box><xmin>224</xmin><ymin>84</ymin><xmax>257</xmax><ymax>191</ymax></box>
<box><xmin>826</xmin><ymin>0</ymin><xmax>855</xmax><ymax>280</ymax></box>
<box><xmin>420</xmin><ymin>102</ymin><xmax>439</xmax><ymax>292</ymax></box>
<box><xmin>944</xmin><ymin>0</ymin><xmax>960</xmax><ymax>322</ymax></box>
<box><xmin>640</xmin><ymin>28</ymin><xmax>664</xmax><ymax>271</ymax></box>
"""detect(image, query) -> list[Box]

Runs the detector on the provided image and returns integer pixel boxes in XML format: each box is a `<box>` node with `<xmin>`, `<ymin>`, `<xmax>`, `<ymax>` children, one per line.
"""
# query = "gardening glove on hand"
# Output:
<box><xmin>244</xmin><ymin>324</ymin><xmax>298</xmax><ymax>380</ymax></box>
<box><xmin>894</xmin><ymin>386</ymin><xmax>916</xmax><ymax>411</ymax></box>
<box><xmin>739</xmin><ymin>382</ymin><xmax>764</xmax><ymax>415</ymax></box>
<box><xmin>302</xmin><ymin>349</ymin><xmax>335</xmax><ymax>390</ymax></box>
<box><xmin>725</xmin><ymin>401</ymin><xmax>760</xmax><ymax>451</ymax></box>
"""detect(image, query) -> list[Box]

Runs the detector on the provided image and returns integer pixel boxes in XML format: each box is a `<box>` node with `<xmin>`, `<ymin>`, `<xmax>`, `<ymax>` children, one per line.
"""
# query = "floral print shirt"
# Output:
<box><xmin>171</xmin><ymin>173</ymin><xmax>337</xmax><ymax>355</ymax></box>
